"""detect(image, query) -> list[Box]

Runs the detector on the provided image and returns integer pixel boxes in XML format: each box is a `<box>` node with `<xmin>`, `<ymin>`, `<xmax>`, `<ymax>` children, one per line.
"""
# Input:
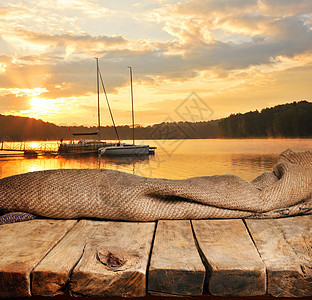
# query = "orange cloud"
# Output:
<box><xmin>15</xmin><ymin>30</ymin><xmax>128</xmax><ymax>48</ymax></box>
<box><xmin>0</xmin><ymin>0</ymin><xmax>311</xmax><ymax>126</ymax></box>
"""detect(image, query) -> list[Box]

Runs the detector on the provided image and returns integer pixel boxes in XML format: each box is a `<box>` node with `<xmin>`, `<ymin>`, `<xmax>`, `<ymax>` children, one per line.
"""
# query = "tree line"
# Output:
<box><xmin>0</xmin><ymin>101</ymin><xmax>311</xmax><ymax>141</ymax></box>
<box><xmin>218</xmin><ymin>101</ymin><xmax>312</xmax><ymax>138</ymax></box>
<box><xmin>0</xmin><ymin>115</ymin><xmax>218</xmax><ymax>141</ymax></box>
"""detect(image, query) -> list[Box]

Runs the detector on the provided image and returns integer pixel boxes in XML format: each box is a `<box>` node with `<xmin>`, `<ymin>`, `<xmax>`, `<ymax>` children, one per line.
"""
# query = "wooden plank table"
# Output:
<box><xmin>246</xmin><ymin>215</ymin><xmax>312</xmax><ymax>297</ymax></box>
<box><xmin>0</xmin><ymin>215</ymin><xmax>311</xmax><ymax>298</ymax></box>
<box><xmin>192</xmin><ymin>219</ymin><xmax>266</xmax><ymax>297</ymax></box>
<box><xmin>0</xmin><ymin>220</ymin><xmax>76</xmax><ymax>297</ymax></box>
<box><xmin>148</xmin><ymin>220</ymin><xmax>205</xmax><ymax>296</ymax></box>
<box><xmin>33</xmin><ymin>220</ymin><xmax>155</xmax><ymax>297</ymax></box>
<box><xmin>32</xmin><ymin>219</ymin><xmax>97</xmax><ymax>296</ymax></box>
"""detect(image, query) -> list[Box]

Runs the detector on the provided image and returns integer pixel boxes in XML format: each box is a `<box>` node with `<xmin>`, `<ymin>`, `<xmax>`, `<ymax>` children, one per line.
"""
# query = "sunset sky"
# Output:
<box><xmin>0</xmin><ymin>0</ymin><xmax>311</xmax><ymax>126</ymax></box>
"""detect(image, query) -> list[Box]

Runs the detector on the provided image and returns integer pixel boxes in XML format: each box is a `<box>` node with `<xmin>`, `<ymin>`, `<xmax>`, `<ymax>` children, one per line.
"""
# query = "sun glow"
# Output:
<box><xmin>30</xmin><ymin>97</ymin><xmax>53</xmax><ymax>112</ymax></box>
<box><xmin>25</xmin><ymin>97</ymin><xmax>60</xmax><ymax>120</ymax></box>
<box><xmin>0</xmin><ymin>88</ymin><xmax>48</xmax><ymax>97</ymax></box>
<box><xmin>0</xmin><ymin>63</ymin><xmax>6</xmax><ymax>73</ymax></box>
<box><xmin>29</xmin><ymin>142</ymin><xmax>39</xmax><ymax>149</ymax></box>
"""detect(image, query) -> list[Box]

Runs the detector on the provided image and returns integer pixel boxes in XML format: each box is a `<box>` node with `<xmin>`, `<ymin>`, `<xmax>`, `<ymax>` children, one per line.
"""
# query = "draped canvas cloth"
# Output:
<box><xmin>0</xmin><ymin>149</ymin><xmax>311</xmax><ymax>222</ymax></box>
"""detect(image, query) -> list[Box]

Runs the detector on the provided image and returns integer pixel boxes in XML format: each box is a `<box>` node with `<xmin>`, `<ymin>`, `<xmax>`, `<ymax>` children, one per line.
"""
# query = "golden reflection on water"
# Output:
<box><xmin>0</xmin><ymin>139</ymin><xmax>311</xmax><ymax>182</ymax></box>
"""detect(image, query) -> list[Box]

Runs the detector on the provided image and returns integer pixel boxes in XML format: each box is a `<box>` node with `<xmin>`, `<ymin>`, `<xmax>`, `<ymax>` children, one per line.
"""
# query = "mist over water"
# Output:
<box><xmin>0</xmin><ymin>139</ymin><xmax>311</xmax><ymax>181</ymax></box>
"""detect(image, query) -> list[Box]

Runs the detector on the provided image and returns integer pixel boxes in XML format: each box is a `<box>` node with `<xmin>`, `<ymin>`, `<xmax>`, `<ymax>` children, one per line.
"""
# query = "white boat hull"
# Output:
<box><xmin>99</xmin><ymin>144</ymin><xmax>150</xmax><ymax>156</ymax></box>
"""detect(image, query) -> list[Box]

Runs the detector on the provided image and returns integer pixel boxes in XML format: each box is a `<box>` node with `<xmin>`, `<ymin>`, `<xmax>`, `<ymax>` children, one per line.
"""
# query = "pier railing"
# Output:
<box><xmin>0</xmin><ymin>141</ymin><xmax>59</xmax><ymax>156</ymax></box>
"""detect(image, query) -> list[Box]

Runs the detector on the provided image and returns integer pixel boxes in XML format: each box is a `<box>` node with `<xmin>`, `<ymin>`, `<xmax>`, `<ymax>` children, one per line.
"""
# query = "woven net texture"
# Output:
<box><xmin>0</xmin><ymin>149</ymin><xmax>311</xmax><ymax>222</ymax></box>
<box><xmin>0</xmin><ymin>212</ymin><xmax>36</xmax><ymax>225</ymax></box>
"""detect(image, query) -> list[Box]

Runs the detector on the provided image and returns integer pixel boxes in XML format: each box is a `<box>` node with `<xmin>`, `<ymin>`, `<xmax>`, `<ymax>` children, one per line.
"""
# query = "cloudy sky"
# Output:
<box><xmin>0</xmin><ymin>0</ymin><xmax>311</xmax><ymax>126</ymax></box>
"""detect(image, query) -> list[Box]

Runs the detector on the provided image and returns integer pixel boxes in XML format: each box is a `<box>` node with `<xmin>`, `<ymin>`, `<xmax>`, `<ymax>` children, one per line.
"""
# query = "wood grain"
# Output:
<box><xmin>0</xmin><ymin>219</ymin><xmax>76</xmax><ymax>297</ymax></box>
<box><xmin>246</xmin><ymin>215</ymin><xmax>312</xmax><ymax>297</ymax></box>
<box><xmin>192</xmin><ymin>219</ymin><xmax>266</xmax><ymax>296</ymax></box>
<box><xmin>148</xmin><ymin>220</ymin><xmax>205</xmax><ymax>296</ymax></box>
<box><xmin>69</xmin><ymin>221</ymin><xmax>155</xmax><ymax>297</ymax></box>
<box><xmin>32</xmin><ymin>219</ymin><xmax>94</xmax><ymax>296</ymax></box>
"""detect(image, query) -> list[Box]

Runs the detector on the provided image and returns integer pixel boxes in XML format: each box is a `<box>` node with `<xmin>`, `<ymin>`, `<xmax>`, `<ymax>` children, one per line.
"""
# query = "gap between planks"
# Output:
<box><xmin>245</xmin><ymin>215</ymin><xmax>312</xmax><ymax>297</ymax></box>
<box><xmin>32</xmin><ymin>220</ymin><xmax>156</xmax><ymax>297</ymax></box>
<box><xmin>0</xmin><ymin>220</ymin><xmax>77</xmax><ymax>297</ymax></box>
<box><xmin>191</xmin><ymin>219</ymin><xmax>266</xmax><ymax>297</ymax></box>
<box><xmin>148</xmin><ymin>220</ymin><xmax>205</xmax><ymax>296</ymax></box>
<box><xmin>1</xmin><ymin>216</ymin><xmax>311</xmax><ymax>298</ymax></box>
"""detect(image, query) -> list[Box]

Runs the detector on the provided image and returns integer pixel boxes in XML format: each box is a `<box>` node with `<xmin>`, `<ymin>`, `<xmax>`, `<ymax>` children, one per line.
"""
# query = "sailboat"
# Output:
<box><xmin>98</xmin><ymin>67</ymin><xmax>154</xmax><ymax>156</ymax></box>
<box><xmin>58</xmin><ymin>58</ymin><xmax>115</xmax><ymax>155</ymax></box>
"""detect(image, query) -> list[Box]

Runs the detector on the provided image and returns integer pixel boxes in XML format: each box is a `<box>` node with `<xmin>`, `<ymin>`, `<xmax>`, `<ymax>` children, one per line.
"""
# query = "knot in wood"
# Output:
<box><xmin>96</xmin><ymin>250</ymin><xmax>126</xmax><ymax>270</ymax></box>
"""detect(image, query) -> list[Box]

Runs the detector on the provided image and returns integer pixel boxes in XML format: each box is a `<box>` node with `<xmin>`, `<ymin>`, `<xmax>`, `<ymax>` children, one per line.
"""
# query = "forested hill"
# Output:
<box><xmin>218</xmin><ymin>101</ymin><xmax>312</xmax><ymax>138</ymax></box>
<box><xmin>0</xmin><ymin>115</ymin><xmax>219</xmax><ymax>141</ymax></box>
<box><xmin>0</xmin><ymin>101</ymin><xmax>311</xmax><ymax>141</ymax></box>
<box><xmin>0</xmin><ymin>115</ymin><xmax>61</xmax><ymax>141</ymax></box>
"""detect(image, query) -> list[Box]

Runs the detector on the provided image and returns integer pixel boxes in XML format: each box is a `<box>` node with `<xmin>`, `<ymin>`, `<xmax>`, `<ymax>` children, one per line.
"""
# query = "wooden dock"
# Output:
<box><xmin>0</xmin><ymin>141</ymin><xmax>58</xmax><ymax>157</ymax></box>
<box><xmin>0</xmin><ymin>215</ymin><xmax>311</xmax><ymax>298</ymax></box>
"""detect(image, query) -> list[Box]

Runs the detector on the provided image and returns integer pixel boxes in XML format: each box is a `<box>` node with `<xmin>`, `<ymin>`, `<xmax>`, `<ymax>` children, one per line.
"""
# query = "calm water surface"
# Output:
<box><xmin>0</xmin><ymin>139</ymin><xmax>311</xmax><ymax>181</ymax></box>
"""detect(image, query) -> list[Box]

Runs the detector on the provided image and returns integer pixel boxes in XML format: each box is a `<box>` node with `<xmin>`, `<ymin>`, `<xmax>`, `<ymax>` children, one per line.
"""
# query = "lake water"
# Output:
<box><xmin>0</xmin><ymin>139</ymin><xmax>311</xmax><ymax>181</ymax></box>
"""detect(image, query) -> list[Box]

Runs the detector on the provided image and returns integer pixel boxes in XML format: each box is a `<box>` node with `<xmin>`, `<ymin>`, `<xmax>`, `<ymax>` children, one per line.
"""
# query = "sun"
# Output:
<box><xmin>30</xmin><ymin>97</ymin><xmax>50</xmax><ymax>111</ymax></box>
<box><xmin>29</xmin><ymin>97</ymin><xmax>58</xmax><ymax>116</ymax></box>
<box><xmin>29</xmin><ymin>142</ymin><xmax>39</xmax><ymax>149</ymax></box>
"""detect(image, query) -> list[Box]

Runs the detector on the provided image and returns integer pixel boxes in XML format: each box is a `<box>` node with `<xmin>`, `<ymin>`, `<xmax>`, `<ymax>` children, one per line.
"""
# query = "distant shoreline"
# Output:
<box><xmin>2</xmin><ymin>137</ymin><xmax>312</xmax><ymax>143</ymax></box>
<box><xmin>1</xmin><ymin>100</ymin><xmax>311</xmax><ymax>140</ymax></box>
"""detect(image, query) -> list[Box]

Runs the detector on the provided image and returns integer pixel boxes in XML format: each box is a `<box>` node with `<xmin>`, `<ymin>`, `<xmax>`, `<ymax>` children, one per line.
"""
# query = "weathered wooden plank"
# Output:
<box><xmin>246</xmin><ymin>215</ymin><xmax>312</xmax><ymax>297</ymax></box>
<box><xmin>32</xmin><ymin>219</ymin><xmax>95</xmax><ymax>296</ymax></box>
<box><xmin>0</xmin><ymin>219</ymin><xmax>76</xmax><ymax>297</ymax></box>
<box><xmin>192</xmin><ymin>219</ymin><xmax>266</xmax><ymax>297</ymax></box>
<box><xmin>148</xmin><ymin>220</ymin><xmax>205</xmax><ymax>296</ymax></box>
<box><xmin>69</xmin><ymin>221</ymin><xmax>155</xmax><ymax>297</ymax></box>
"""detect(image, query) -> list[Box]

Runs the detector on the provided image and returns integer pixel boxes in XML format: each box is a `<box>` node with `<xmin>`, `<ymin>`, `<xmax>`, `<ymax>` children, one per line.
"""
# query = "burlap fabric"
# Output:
<box><xmin>0</xmin><ymin>149</ymin><xmax>311</xmax><ymax>221</ymax></box>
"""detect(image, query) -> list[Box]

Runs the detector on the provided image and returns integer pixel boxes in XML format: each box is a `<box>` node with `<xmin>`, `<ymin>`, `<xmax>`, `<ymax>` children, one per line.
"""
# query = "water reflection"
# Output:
<box><xmin>0</xmin><ymin>154</ymin><xmax>153</xmax><ymax>179</ymax></box>
<box><xmin>141</xmin><ymin>152</ymin><xmax>277</xmax><ymax>181</ymax></box>
<box><xmin>231</xmin><ymin>153</ymin><xmax>278</xmax><ymax>169</ymax></box>
<box><xmin>100</xmin><ymin>154</ymin><xmax>150</xmax><ymax>166</ymax></box>
<box><xmin>231</xmin><ymin>153</ymin><xmax>277</xmax><ymax>167</ymax></box>
<box><xmin>99</xmin><ymin>154</ymin><xmax>151</xmax><ymax>176</ymax></box>
<box><xmin>0</xmin><ymin>139</ymin><xmax>311</xmax><ymax>182</ymax></box>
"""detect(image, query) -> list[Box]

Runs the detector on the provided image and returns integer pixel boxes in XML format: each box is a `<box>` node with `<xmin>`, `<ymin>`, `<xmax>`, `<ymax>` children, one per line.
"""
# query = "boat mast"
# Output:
<box><xmin>96</xmin><ymin>57</ymin><xmax>101</xmax><ymax>141</ymax></box>
<box><xmin>129</xmin><ymin>66</ymin><xmax>135</xmax><ymax>145</ymax></box>
<box><xmin>98</xmin><ymin>68</ymin><xmax>120</xmax><ymax>142</ymax></box>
